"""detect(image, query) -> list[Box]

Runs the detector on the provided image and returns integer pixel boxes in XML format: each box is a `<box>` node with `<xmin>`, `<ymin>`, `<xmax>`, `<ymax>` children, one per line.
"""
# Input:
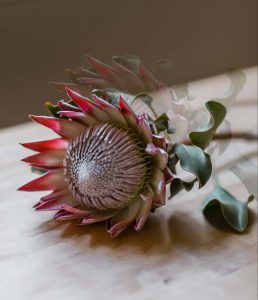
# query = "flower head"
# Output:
<box><xmin>48</xmin><ymin>53</ymin><xmax>193</xmax><ymax>142</ymax></box>
<box><xmin>50</xmin><ymin>54</ymin><xmax>162</xmax><ymax>96</ymax></box>
<box><xmin>19</xmin><ymin>89</ymin><xmax>172</xmax><ymax>237</ymax></box>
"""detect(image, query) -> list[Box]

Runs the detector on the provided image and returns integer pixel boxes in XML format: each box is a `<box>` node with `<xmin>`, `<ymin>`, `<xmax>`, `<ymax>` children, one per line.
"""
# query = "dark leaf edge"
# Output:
<box><xmin>202</xmin><ymin>186</ymin><xmax>253</xmax><ymax>232</ymax></box>
<box><xmin>31</xmin><ymin>166</ymin><xmax>48</xmax><ymax>175</ymax></box>
<box><xmin>45</xmin><ymin>101</ymin><xmax>61</xmax><ymax>118</ymax></box>
<box><xmin>189</xmin><ymin>101</ymin><xmax>226</xmax><ymax>149</ymax></box>
<box><xmin>169</xmin><ymin>178</ymin><xmax>196</xmax><ymax>199</ymax></box>
<box><xmin>172</xmin><ymin>144</ymin><xmax>212</xmax><ymax>188</ymax></box>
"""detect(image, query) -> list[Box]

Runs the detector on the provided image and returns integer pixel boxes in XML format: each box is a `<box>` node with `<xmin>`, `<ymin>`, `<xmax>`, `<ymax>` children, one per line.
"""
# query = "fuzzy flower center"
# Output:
<box><xmin>64</xmin><ymin>123</ymin><xmax>150</xmax><ymax>210</ymax></box>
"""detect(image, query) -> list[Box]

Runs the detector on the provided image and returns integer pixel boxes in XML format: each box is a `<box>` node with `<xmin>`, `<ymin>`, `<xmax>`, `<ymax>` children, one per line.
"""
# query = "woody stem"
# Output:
<box><xmin>182</xmin><ymin>131</ymin><xmax>258</xmax><ymax>145</ymax></box>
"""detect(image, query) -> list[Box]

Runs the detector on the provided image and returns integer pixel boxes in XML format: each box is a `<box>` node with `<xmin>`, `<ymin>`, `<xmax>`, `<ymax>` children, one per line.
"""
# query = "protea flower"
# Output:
<box><xmin>49</xmin><ymin>54</ymin><xmax>187</xmax><ymax>140</ymax></box>
<box><xmin>50</xmin><ymin>54</ymin><xmax>162</xmax><ymax>97</ymax></box>
<box><xmin>19</xmin><ymin>89</ymin><xmax>172</xmax><ymax>237</ymax></box>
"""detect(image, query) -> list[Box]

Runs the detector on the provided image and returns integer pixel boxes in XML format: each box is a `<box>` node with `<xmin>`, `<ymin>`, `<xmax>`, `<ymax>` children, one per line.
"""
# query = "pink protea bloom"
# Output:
<box><xmin>49</xmin><ymin>54</ymin><xmax>186</xmax><ymax>133</ymax></box>
<box><xmin>50</xmin><ymin>54</ymin><xmax>162</xmax><ymax>96</ymax></box>
<box><xmin>19</xmin><ymin>89</ymin><xmax>172</xmax><ymax>237</ymax></box>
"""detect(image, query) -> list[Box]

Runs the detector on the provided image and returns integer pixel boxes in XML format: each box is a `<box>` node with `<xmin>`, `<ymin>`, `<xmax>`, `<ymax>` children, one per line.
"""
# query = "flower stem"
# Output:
<box><xmin>182</xmin><ymin>131</ymin><xmax>258</xmax><ymax>145</ymax></box>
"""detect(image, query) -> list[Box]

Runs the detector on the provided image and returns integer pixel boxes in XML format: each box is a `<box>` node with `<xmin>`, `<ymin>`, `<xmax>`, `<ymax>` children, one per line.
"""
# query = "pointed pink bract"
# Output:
<box><xmin>18</xmin><ymin>170</ymin><xmax>65</xmax><ymax>192</ymax></box>
<box><xmin>21</xmin><ymin>138</ymin><xmax>68</xmax><ymax>152</ymax></box>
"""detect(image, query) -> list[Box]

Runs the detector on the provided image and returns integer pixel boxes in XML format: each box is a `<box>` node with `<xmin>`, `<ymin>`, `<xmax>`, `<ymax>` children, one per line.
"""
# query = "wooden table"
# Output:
<box><xmin>0</xmin><ymin>68</ymin><xmax>257</xmax><ymax>300</ymax></box>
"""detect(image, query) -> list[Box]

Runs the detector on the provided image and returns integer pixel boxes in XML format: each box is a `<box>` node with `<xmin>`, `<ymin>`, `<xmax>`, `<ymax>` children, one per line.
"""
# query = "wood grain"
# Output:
<box><xmin>0</xmin><ymin>70</ymin><xmax>257</xmax><ymax>300</ymax></box>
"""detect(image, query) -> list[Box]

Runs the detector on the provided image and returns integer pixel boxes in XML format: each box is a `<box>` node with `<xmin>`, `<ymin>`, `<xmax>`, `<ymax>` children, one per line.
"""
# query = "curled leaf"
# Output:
<box><xmin>217</xmin><ymin>119</ymin><xmax>232</xmax><ymax>155</ymax></box>
<box><xmin>229</xmin><ymin>156</ymin><xmax>258</xmax><ymax>198</ymax></box>
<box><xmin>189</xmin><ymin>101</ymin><xmax>226</xmax><ymax>149</ymax></box>
<box><xmin>45</xmin><ymin>101</ymin><xmax>61</xmax><ymax>118</ymax></box>
<box><xmin>153</xmin><ymin>113</ymin><xmax>169</xmax><ymax>133</ymax></box>
<box><xmin>167</xmin><ymin>155</ymin><xmax>179</xmax><ymax>174</ymax></box>
<box><xmin>170</xmin><ymin>178</ymin><xmax>195</xmax><ymax>199</ymax></box>
<box><xmin>92</xmin><ymin>89</ymin><xmax>133</xmax><ymax>107</ymax></box>
<box><xmin>112</xmin><ymin>55</ymin><xmax>141</xmax><ymax>73</ymax></box>
<box><xmin>172</xmin><ymin>144</ymin><xmax>212</xmax><ymax>188</ymax></box>
<box><xmin>31</xmin><ymin>166</ymin><xmax>48</xmax><ymax>175</ymax></box>
<box><xmin>65</xmin><ymin>68</ymin><xmax>80</xmax><ymax>83</ymax></box>
<box><xmin>218</xmin><ymin>69</ymin><xmax>246</xmax><ymax>110</ymax></box>
<box><xmin>202</xmin><ymin>186</ymin><xmax>251</xmax><ymax>232</ymax></box>
<box><xmin>135</xmin><ymin>93</ymin><xmax>153</xmax><ymax>104</ymax></box>
<box><xmin>132</xmin><ymin>93</ymin><xmax>158</xmax><ymax>119</ymax></box>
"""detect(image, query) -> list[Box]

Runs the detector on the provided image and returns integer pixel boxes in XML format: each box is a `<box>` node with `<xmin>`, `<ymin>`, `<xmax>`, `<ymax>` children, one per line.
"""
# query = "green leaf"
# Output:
<box><xmin>229</xmin><ymin>156</ymin><xmax>258</xmax><ymax>198</ymax></box>
<box><xmin>152</xmin><ymin>113</ymin><xmax>176</xmax><ymax>134</ymax></box>
<box><xmin>172</xmin><ymin>144</ymin><xmax>212</xmax><ymax>188</ymax></box>
<box><xmin>202</xmin><ymin>186</ymin><xmax>251</xmax><ymax>232</ymax></box>
<box><xmin>65</xmin><ymin>68</ymin><xmax>80</xmax><ymax>83</ymax></box>
<box><xmin>217</xmin><ymin>119</ymin><xmax>232</xmax><ymax>155</ymax></box>
<box><xmin>167</xmin><ymin>155</ymin><xmax>179</xmax><ymax>174</ymax></box>
<box><xmin>134</xmin><ymin>93</ymin><xmax>153</xmax><ymax>106</ymax></box>
<box><xmin>112</xmin><ymin>55</ymin><xmax>141</xmax><ymax>73</ymax></box>
<box><xmin>92</xmin><ymin>89</ymin><xmax>133</xmax><ymax>107</ymax></box>
<box><xmin>153</xmin><ymin>113</ymin><xmax>169</xmax><ymax>133</ymax></box>
<box><xmin>189</xmin><ymin>101</ymin><xmax>226</xmax><ymax>149</ymax></box>
<box><xmin>45</xmin><ymin>101</ymin><xmax>61</xmax><ymax>118</ymax></box>
<box><xmin>132</xmin><ymin>93</ymin><xmax>159</xmax><ymax>119</ymax></box>
<box><xmin>31</xmin><ymin>166</ymin><xmax>47</xmax><ymax>175</ymax></box>
<box><xmin>170</xmin><ymin>178</ymin><xmax>195</xmax><ymax>198</ymax></box>
<box><xmin>217</xmin><ymin>69</ymin><xmax>246</xmax><ymax>110</ymax></box>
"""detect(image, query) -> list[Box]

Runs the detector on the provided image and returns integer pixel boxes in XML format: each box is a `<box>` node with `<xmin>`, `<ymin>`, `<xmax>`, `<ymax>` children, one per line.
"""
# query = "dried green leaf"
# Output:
<box><xmin>218</xmin><ymin>69</ymin><xmax>246</xmax><ymax>110</ymax></box>
<box><xmin>65</xmin><ymin>68</ymin><xmax>80</xmax><ymax>83</ymax></box>
<box><xmin>92</xmin><ymin>88</ymin><xmax>133</xmax><ymax>107</ymax></box>
<box><xmin>202</xmin><ymin>186</ymin><xmax>251</xmax><ymax>232</ymax></box>
<box><xmin>229</xmin><ymin>156</ymin><xmax>258</xmax><ymax>198</ymax></box>
<box><xmin>112</xmin><ymin>55</ymin><xmax>141</xmax><ymax>73</ymax></box>
<box><xmin>134</xmin><ymin>93</ymin><xmax>153</xmax><ymax>105</ymax></box>
<box><xmin>153</xmin><ymin>113</ymin><xmax>169</xmax><ymax>133</ymax></box>
<box><xmin>45</xmin><ymin>101</ymin><xmax>61</xmax><ymax>118</ymax></box>
<box><xmin>132</xmin><ymin>93</ymin><xmax>158</xmax><ymax>119</ymax></box>
<box><xmin>170</xmin><ymin>178</ymin><xmax>195</xmax><ymax>198</ymax></box>
<box><xmin>172</xmin><ymin>144</ymin><xmax>212</xmax><ymax>188</ymax></box>
<box><xmin>31</xmin><ymin>166</ymin><xmax>47</xmax><ymax>175</ymax></box>
<box><xmin>167</xmin><ymin>155</ymin><xmax>179</xmax><ymax>174</ymax></box>
<box><xmin>189</xmin><ymin>101</ymin><xmax>226</xmax><ymax>149</ymax></box>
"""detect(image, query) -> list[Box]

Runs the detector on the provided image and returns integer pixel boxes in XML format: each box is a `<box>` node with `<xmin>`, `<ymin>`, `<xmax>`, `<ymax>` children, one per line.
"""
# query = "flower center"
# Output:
<box><xmin>64</xmin><ymin>124</ymin><xmax>150</xmax><ymax>210</ymax></box>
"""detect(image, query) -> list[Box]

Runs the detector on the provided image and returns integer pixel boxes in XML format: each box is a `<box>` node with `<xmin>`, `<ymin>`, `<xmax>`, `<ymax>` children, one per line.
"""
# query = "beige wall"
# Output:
<box><xmin>0</xmin><ymin>0</ymin><xmax>257</xmax><ymax>128</ymax></box>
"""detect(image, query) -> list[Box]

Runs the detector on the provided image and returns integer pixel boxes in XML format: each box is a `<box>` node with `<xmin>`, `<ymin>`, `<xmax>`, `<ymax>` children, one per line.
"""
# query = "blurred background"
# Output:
<box><xmin>0</xmin><ymin>0</ymin><xmax>257</xmax><ymax>128</ymax></box>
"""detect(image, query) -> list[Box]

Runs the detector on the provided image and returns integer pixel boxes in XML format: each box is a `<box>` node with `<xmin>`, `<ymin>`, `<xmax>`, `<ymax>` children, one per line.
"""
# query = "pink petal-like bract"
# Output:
<box><xmin>20</xmin><ymin>88</ymin><xmax>169</xmax><ymax>237</ymax></box>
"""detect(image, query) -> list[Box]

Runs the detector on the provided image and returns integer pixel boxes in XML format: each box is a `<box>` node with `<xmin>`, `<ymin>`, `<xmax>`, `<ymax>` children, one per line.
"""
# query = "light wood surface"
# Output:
<box><xmin>0</xmin><ymin>69</ymin><xmax>257</xmax><ymax>300</ymax></box>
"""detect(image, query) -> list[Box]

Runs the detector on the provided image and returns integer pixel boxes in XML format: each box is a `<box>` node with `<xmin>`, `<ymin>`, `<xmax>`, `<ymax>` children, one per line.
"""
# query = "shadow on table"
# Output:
<box><xmin>38</xmin><ymin>213</ymin><xmax>171</xmax><ymax>254</ymax></box>
<box><xmin>36</xmin><ymin>207</ymin><xmax>257</xmax><ymax>256</ymax></box>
